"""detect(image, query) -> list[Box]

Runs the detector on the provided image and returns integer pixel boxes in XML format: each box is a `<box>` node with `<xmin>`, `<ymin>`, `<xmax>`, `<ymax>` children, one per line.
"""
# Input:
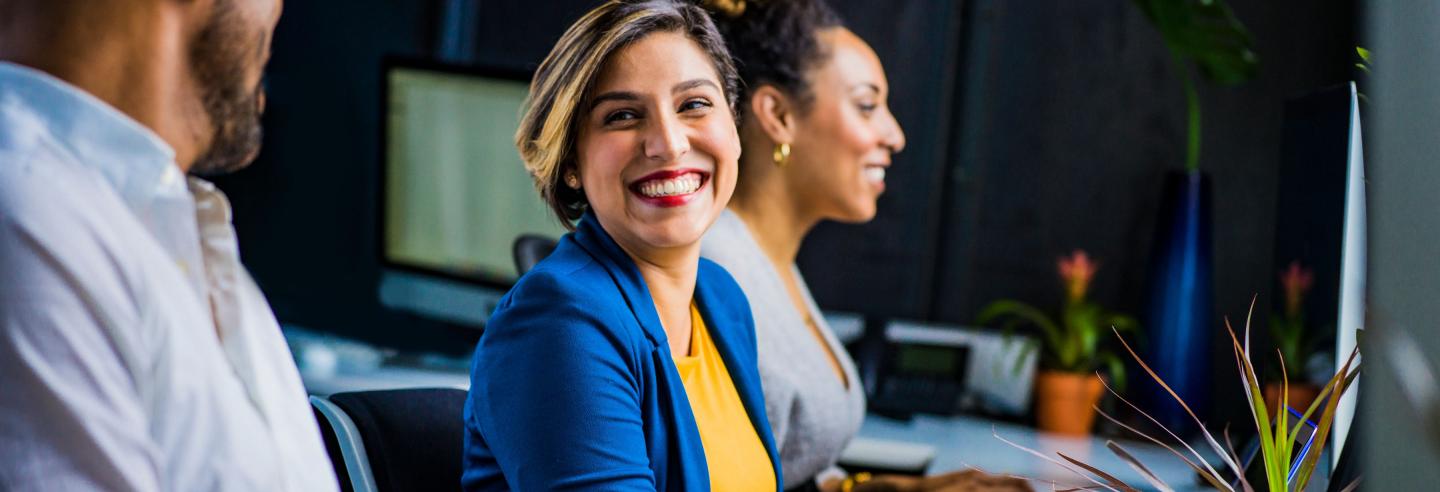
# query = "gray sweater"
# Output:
<box><xmin>701</xmin><ymin>210</ymin><xmax>867</xmax><ymax>488</ymax></box>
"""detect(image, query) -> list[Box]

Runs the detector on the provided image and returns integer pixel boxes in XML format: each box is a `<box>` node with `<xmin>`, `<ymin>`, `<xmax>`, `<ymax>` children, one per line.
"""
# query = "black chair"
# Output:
<box><xmin>311</xmin><ymin>388</ymin><xmax>468</xmax><ymax>492</ymax></box>
<box><xmin>512</xmin><ymin>234</ymin><xmax>558</xmax><ymax>276</ymax></box>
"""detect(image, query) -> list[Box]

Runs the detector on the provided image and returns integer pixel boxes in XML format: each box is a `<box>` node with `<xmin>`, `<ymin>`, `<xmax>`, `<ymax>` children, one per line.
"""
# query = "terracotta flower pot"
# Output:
<box><xmin>1264</xmin><ymin>382</ymin><xmax>1320</xmax><ymax>418</ymax></box>
<box><xmin>1035</xmin><ymin>371</ymin><xmax>1105</xmax><ymax>436</ymax></box>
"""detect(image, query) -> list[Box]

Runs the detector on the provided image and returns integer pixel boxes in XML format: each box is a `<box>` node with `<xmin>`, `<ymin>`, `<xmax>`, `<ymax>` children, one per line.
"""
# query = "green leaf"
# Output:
<box><xmin>1132</xmin><ymin>0</ymin><xmax>1259</xmax><ymax>84</ymax></box>
<box><xmin>1010</xmin><ymin>339</ymin><xmax>1041</xmax><ymax>377</ymax></box>
<box><xmin>1223</xmin><ymin>318</ymin><xmax>1280</xmax><ymax>491</ymax></box>
<box><xmin>1129</xmin><ymin>0</ymin><xmax>1259</xmax><ymax>172</ymax></box>
<box><xmin>1293</xmin><ymin>349</ymin><xmax>1361</xmax><ymax>490</ymax></box>
<box><xmin>978</xmin><ymin>300</ymin><xmax>1064</xmax><ymax>361</ymax></box>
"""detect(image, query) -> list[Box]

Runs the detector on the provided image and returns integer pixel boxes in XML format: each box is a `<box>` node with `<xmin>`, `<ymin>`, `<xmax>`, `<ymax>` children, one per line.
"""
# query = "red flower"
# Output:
<box><xmin>1280</xmin><ymin>260</ymin><xmax>1314</xmax><ymax>318</ymax></box>
<box><xmin>1058</xmin><ymin>250</ymin><xmax>1098</xmax><ymax>304</ymax></box>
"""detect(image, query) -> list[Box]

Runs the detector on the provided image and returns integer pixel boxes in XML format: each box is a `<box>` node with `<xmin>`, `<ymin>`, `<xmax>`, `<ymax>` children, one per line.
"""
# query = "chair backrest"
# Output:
<box><xmin>512</xmin><ymin>234</ymin><xmax>558</xmax><ymax>277</ymax></box>
<box><xmin>312</xmin><ymin>388</ymin><xmax>468</xmax><ymax>492</ymax></box>
<box><xmin>312</xmin><ymin>399</ymin><xmax>363</xmax><ymax>492</ymax></box>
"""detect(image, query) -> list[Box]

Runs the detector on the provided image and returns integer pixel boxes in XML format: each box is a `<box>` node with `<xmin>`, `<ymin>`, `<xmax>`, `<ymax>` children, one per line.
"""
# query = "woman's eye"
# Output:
<box><xmin>680</xmin><ymin>99</ymin><xmax>713</xmax><ymax>112</ymax></box>
<box><xmin>604</xmin><ymin>110</ymin><xmax>640</xmax><ymax>125</ymax></box>
<box><xmin>858</xmin><ymin>102</ymin><xmax>879</xmax><ymax>116</ymax></box>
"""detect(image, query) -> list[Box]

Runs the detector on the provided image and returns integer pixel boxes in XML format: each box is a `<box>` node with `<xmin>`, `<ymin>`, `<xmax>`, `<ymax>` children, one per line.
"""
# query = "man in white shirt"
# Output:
<box><xmin>0</xmin><ymin>0</ymin><xmax>339</xmax><ymax>490</ymax></box>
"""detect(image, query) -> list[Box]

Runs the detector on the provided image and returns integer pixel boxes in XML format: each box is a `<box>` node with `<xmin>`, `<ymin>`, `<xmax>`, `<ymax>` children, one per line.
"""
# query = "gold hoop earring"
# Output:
<box><xmin>772</xmin><ymin>143</ymin><xmax>791</xmax><ymax>167</ymax></box>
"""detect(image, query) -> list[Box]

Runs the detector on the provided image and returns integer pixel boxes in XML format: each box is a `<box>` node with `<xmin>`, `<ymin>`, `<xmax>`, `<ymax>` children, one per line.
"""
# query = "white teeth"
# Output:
<box><xmin>637</xmin><ymin>173</ymin><xmax>702</xmax><ymax>198</ymax></box>
<box><xmin>864</xmin><ymin>167</ymin><xmax>886</xmax><ymax>183</ymax></box>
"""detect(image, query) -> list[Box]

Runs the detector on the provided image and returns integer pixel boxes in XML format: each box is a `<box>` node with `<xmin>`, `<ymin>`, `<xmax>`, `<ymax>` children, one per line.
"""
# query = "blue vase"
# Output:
<box><xmin>1142</xmin><ymin>169</ymin><xmax>1214</xmax><ymax>435</ymax></box>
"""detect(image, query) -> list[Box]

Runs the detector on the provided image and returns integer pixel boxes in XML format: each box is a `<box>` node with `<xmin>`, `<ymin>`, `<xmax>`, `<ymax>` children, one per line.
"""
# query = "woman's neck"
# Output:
<box><xmin>614</xmin><ymin>239</ymin><xmax>701</xmax><ymax>356</ymax></box>
<box><xmin>729</xmin><ymin>181</ymin><xmax>820</xmax><ymax>269</ymax></box>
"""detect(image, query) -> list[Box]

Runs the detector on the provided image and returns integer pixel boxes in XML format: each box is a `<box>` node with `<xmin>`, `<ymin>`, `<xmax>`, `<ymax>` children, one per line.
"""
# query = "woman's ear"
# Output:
<box><xmin>748</xmin><ymin>85</ymin><xmax>797</xmax><ymax>146</ymax></box>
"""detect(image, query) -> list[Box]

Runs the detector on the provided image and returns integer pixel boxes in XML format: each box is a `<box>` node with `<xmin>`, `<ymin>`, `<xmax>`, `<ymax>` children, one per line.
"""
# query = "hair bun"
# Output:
<box><xmin>703</xmin><ymin>0</ymin><xmax>746</xmax><ymax>18</ymax></box>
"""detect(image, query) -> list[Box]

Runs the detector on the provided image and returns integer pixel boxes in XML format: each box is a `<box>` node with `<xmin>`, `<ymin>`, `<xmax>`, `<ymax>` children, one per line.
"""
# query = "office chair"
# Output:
<box><xmin>311</xmin><ymin>388</ymin><xmax>468</xmax><ymax>492</ymax></box>
<box><xmin>512</xmin><ymin>234</ymin><xmax>557</xmax><ymax>276</ymax></box>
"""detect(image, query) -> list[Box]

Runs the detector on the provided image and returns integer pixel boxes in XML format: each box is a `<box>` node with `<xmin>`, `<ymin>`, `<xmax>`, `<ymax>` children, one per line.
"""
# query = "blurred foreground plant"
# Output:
<box><xmin>995</xmin><ymin>300</ymin><xmax>1360</xmax><ymax>492</ymax></box>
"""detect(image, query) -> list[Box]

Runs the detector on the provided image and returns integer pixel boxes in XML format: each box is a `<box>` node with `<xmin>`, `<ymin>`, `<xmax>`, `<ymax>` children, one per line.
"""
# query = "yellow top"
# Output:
<box><xmin>673</xmin><ymin>304</ymin><xmax>776</xmax><ymax>492</ymax></box>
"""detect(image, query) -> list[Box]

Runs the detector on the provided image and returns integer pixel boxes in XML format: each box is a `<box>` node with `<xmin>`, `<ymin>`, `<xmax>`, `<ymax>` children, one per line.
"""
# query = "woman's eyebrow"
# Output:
<box><xmin>851</xmin><ymin>82</ymin><xmax>881</xmax><ymax>95</ymax></box>
<box><xmin>589</xmin><ymin>79</ymin><xmax>719</xmax><ymax>110</ymax></box>
<box><xmin>590</xmin><ymin>91</ymin><xmax>640</xmax><ymax>110</ymax></box>
<box><xmin>673</xmin><ymin>79</ymin><xmax>719</xmax><ymax>94</ymax></box>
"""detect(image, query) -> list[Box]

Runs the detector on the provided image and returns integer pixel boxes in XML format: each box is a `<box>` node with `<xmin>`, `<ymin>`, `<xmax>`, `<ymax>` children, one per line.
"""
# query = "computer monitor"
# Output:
<box><xmin>378</xmin><ymin>58</ymin><xmax>568</xmax><ymax>327</ymax></box>
<box><xmin>1271</xmin><ymin>82</ymin><xmax>1365</xmax><ymax>461</ymax></box>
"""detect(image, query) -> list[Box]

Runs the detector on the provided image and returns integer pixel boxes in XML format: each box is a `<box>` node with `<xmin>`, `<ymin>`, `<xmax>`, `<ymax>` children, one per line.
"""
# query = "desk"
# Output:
<box><xmin>855</xmin><ymin>414</ymin><xmax>1214</xmax><ymax>492</ymax></box>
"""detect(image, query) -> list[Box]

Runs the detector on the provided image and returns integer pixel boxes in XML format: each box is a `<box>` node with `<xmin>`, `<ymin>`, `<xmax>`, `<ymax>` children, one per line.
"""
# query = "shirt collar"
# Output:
<box><xmin>0</xmin><ymin>61</ymin><xmax>183</xmax><ymax>210</ymax></box>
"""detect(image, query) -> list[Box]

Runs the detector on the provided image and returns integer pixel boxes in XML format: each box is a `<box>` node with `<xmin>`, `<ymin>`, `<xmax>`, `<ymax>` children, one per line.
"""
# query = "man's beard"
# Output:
<box><xmin>188</xmin><ymin>2</ymin><xmax>265</xmax><ymax>177</ymax></box>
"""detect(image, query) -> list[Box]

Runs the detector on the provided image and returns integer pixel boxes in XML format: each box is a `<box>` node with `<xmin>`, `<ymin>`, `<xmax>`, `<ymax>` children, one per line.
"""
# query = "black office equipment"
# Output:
<box><xmin>868</xmin><ymin>340</ymin><xmax>972</xmax><ymax>418</ymax></box>
<box><xmin>511</xmin><ymin>234</ymin><xmax>557</xmax><ymax>277</ymax></box>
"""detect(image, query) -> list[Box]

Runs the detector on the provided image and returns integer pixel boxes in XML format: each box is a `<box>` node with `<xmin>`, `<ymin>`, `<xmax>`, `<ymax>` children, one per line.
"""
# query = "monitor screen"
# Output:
<box><xmin>383</xmin><ymin>63</ymin><xmax>568</xmax><ymax>287</ymax></box>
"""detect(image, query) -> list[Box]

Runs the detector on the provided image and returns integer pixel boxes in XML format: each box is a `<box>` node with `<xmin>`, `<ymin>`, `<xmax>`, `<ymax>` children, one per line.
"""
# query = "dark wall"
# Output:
<box><xmin>804</xmin><ymin>0</ymin><xmax>1356</xmax><ymax>328</ymax></box>
<box><xmin>212</xmin><ymin>0</ymin><xmax>442</xmax><ymax>351</ymax></box>
<box><xmin>794</xmin><ymin>0</ymin><xmax>969</xmax><ymax>320</ymax></box>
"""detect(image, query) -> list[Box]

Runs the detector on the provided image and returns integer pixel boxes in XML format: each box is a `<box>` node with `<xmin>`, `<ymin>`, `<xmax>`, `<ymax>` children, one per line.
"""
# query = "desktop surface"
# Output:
<box><xmin>856</xmin><ymin>413</ymin><xmax>1214</xmax><ymax>491</ymax></box>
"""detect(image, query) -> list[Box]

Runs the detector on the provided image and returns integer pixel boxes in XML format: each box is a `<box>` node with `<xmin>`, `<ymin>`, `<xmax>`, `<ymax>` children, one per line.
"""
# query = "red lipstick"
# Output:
<box><xmin>628</xmin><ymin>168</ymin><xmax>710</xmax><ymax>208</ymax></box>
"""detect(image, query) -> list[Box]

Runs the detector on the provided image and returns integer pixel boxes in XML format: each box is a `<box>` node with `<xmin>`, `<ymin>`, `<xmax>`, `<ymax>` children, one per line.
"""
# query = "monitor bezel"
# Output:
<box><xmin>377</xmin><ymin>56</ymin><xmax>537</xmax><ymax>291</ymax></box>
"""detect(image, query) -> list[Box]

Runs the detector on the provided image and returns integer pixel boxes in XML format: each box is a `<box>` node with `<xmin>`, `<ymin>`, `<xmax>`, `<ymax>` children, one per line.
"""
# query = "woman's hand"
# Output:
<box><xmin>846</xmin><ymin>470</ymin><xmax>1033</xmax><ymax>492</ymax></box>
<box><xmin>921</xmin><ymin>469</ymin><xmax>1033</xmax><ymax>492</ymax></box>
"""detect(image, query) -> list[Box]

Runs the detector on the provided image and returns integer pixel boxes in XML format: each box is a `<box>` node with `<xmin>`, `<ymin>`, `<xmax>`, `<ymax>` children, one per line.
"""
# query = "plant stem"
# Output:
<box><xmin>1170</xmin><ymin>49</ymin><xmax>1202</xmax><ymax>172</ymax></box>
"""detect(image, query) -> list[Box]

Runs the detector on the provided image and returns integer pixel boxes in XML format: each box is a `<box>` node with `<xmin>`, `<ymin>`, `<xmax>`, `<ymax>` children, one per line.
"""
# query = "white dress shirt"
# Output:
<box><xmin>0</xmin><ymin>62</ymin><xmax>338</xmax><ymax>491</ymax></box>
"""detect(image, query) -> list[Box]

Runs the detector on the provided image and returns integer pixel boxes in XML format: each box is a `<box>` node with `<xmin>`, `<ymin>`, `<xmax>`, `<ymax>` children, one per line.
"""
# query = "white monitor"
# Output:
<box><xmin>1333</xmin><ymin>82</ymin><xmax>1365</xmax><ymax>458</ymax></box>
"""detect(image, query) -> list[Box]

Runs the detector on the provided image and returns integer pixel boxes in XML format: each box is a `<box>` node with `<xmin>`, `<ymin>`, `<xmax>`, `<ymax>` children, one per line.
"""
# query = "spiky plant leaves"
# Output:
<box><xmin>993</xmin><ymin>303</ymin><xmax>1361</xmax><ymax>492</ymax></box>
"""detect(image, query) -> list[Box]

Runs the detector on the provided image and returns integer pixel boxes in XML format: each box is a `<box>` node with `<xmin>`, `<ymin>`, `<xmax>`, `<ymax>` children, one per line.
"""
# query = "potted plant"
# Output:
<box><xmin>979</xmin><ymin>250</ymin><xmax>1140</xmax><ymax>436</ymax></box>
<box><xmin>1266</xmin><ymin>260</ymin><xmax>1322</xmax><ymax>415</ymax></box>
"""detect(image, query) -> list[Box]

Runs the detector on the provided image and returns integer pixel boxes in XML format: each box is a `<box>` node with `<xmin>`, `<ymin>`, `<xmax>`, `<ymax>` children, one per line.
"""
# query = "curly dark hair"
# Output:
<box><xmin>702</xmin><ymin>0</ymin><xmax>844</xmax><ymax>113</ymax></box>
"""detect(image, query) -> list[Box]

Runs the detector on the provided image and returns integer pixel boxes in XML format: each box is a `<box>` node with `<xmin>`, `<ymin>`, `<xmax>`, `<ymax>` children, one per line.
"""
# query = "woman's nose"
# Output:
<box><xmin>644</xmin><ymin>113</ymin><xmax>691</xmax><ymax>162</ymax></box>
<box><xmin>883</xmin><ymin>110</ymin><xmax>907</xmax><ymax>154</ymax></box>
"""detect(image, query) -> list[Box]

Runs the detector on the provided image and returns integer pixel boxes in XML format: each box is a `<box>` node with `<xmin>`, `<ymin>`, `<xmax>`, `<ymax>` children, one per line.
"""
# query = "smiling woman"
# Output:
<box><xmin>573</xmin><ymin>29</ymin><xmax>740</xmax><ymax>263</ymax></box>
<box><xmin>461</xmin><ymin>1</ymin><xmax>781</xmax><ymax>491</ymax></box>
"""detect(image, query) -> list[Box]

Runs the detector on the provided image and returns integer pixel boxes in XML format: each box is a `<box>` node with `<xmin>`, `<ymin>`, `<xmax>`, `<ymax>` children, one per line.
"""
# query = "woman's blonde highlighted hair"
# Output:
<box><xmin>517</xmin><ymin>0</ymin><xmax>740</xmax><ymax>229</ymax></box>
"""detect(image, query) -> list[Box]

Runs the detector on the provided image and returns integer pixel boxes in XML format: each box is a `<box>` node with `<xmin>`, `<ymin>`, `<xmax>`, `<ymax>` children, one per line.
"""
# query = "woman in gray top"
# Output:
<box><xmin>700</xmin><ymin>0</ymin><xmax>908</xmax><ymax>490</ymax></box>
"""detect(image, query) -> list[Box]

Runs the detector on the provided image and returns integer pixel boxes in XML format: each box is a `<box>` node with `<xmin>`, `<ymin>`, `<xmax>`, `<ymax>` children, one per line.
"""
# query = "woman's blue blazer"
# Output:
<box><xmin>462</xmin><ymin>213</ymin><xmax>783</xmax><ymax>491</ymax></box>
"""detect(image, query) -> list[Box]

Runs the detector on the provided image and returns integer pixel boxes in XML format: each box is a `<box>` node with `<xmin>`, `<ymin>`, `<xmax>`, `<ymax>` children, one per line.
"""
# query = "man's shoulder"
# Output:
<box><xmin>0</xmin><ymin>145</ymin><xmax>146</xmax><ymax>298</ymax></box>
<box><xmin>0</xmin><ymin>134</ymin><xmax>116</xmax><ymax>221</ymax></box>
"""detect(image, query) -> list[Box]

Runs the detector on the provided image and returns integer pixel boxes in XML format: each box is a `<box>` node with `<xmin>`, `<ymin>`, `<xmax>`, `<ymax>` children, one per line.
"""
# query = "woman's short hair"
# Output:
<box><xmin>517</xmin><ymin>0</ymin><xmax>740</xmax><ymax>228</ymax></box>
<box><xmin>703</xmin><ymin>0</ymin><xmax>844</xmax><ymax>113</ymax></box>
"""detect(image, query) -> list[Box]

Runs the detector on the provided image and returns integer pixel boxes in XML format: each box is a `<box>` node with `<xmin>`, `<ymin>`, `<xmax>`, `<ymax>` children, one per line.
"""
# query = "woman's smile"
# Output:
<box><xmin>629</xmin><ymin>168</ymin><xmax>712</xmax><ymax>207</ymax></box>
